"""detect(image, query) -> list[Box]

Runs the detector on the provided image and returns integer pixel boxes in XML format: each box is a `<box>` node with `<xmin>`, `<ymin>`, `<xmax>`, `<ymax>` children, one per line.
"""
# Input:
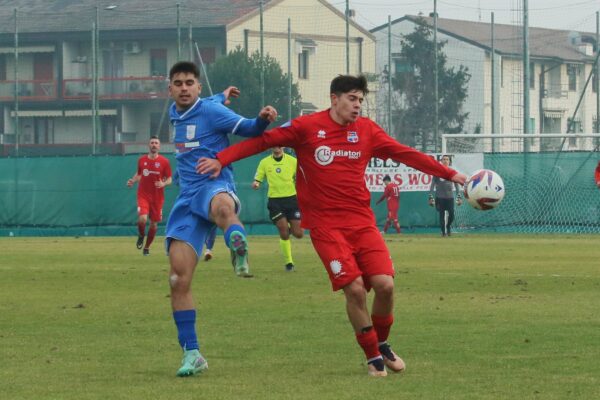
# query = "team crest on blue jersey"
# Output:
<box><xmin>186</xmin><ymin>125</ymin><xmax>196</xmax><ymax>140</ymax></box>
<box><xmin>347</xmin><ymin>131</ymin><xmax>359</xmax><ymax>143</ymax></box>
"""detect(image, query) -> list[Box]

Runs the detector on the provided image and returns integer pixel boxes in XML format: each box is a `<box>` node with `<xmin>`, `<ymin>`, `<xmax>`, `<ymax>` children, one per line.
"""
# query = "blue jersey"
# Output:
<box><xmin>170</xmin><ymin>96</ymin><xmax>269</xmax><ymax>194</ymax></box>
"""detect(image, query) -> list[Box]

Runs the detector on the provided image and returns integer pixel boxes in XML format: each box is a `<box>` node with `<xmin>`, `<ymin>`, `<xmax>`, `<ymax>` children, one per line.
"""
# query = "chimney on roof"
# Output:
<box><xmin>569</xmin><ymin>31</ymin><xmax>593</xmax><ymax>56</ymax></box>
<box><xmin>578</xmin><ymin>43</ymin><xmax>593</xmax><ymax>56</ymax></box>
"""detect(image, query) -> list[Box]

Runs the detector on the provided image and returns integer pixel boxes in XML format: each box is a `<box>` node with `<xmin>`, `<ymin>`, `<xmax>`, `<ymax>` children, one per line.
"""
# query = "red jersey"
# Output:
<box><xmin>137</xmin><ymin>154</ymin><xmax>172</xmax><ymax>201</ymax></box>
<box><xmin>381</xmin><ymin>183</ymin><xmax>400</xmax><ymax>210</ymax></box>
<box><xmin>218</xmin><ymin>110</ymin><xmax>457</xmax><ymax>229</ymax></box>
<box><xmin>595</xmin><ymin>162</ymin><xmax>600</xmax><ymax>185</ymax></box>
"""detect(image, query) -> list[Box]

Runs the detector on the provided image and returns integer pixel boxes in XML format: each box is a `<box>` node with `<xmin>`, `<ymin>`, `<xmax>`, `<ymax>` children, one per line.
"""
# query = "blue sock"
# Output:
<box><xmin>224</xmin><ymin>224</ymin><xmax>245</xmax><ymax>248</ymax></box>
<box><xmin>173</xmin><ymin>309</ymin><xmax>199</xmax><ymax>351</ymax></box>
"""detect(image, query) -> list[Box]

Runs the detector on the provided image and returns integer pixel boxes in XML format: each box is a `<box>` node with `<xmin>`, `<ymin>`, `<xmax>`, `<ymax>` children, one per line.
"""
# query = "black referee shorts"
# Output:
<box><xmin>267</xmin><ymin>195</ymin><xmax>301</xmax><ymax>223</ymax></box>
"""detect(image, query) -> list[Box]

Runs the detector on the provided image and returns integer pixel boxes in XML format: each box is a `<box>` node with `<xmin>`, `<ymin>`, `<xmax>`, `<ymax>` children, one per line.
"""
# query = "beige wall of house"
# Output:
<box><xmin>492</xmin><ymin>56</ymin><xmax>597</xmax><ymax>137</ymax></box>
<box><xmin>226</xmin><ymin>0</ymin><xmax>375</xmax><ymax>111</ymax></box>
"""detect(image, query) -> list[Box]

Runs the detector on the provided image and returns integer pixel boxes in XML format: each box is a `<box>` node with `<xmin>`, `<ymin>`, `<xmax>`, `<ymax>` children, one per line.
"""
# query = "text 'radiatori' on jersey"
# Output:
<box><xmin>314</xmin><ymin>146</ymin><xmax>362</xmax><ymax>166</ymax></box>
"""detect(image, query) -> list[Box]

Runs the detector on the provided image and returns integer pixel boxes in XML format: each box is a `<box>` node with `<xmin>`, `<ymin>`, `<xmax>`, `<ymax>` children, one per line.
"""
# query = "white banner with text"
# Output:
<box><xmin>365</xmin><ymin>153</ymin><xmax>483</xmax><ymax>192</ymax></box>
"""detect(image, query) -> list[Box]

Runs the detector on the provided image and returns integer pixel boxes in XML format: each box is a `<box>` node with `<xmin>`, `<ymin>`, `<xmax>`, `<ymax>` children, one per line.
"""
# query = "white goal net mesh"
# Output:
<box><xmin>443</xmin><ymin>134</ymin><xmax>600</xmax><ymax>233</ymax></box>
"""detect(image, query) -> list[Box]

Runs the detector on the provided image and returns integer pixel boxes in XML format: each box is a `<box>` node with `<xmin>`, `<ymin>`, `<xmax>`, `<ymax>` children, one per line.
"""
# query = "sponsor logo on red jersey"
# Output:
<box><xmin>314</xmin><ymin>145</ymin><xmax>362</xmax><ymax>166</ymax></box>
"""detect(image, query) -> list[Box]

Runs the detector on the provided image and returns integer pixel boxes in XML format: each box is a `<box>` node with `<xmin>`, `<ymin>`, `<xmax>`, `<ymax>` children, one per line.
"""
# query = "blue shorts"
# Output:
<box><xmin>165</xmin><ymin>180</ymin><xmax>241</xmax><ymax>257</ymax></box>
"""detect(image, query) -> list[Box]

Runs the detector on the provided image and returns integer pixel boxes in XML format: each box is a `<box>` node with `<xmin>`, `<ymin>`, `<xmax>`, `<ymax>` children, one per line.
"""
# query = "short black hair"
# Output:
<box><xmin>383</xmin><ymin>175</ymin><xmax>391</xmax><ymax>182</ymax></box>
<box><xmin>150</xmin><ymin>135</ymin><xmax>159</xmax><ymax>140</ymax></box>
<box><xmin>169</xmin><ymin>61</ymin><xmax>200</xmax><ymax>80</ymax></box>
<box><xmin>330</xmin><ymin>75</ymin><xmax>369</xmax><ymax>96</ymax></box>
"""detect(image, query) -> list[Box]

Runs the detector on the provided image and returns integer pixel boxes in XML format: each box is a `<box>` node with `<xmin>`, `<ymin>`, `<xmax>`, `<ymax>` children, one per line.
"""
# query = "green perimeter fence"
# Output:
<box><xmin>1</xmin><ymin>152</ymin><xmax>600</xmax><ymax>236</ymax></box>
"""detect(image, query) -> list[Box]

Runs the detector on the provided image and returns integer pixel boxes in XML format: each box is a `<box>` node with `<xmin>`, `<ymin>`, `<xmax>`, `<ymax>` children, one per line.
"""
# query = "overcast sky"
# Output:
<box><xmin>333</xmin><ymin>0</ymin><xmax>600</xmax><ymax>33</ymax></box>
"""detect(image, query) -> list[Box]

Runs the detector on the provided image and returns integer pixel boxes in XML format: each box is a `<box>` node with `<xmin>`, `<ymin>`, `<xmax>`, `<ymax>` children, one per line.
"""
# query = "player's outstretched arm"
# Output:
<box><xmin>229</xmin><ymin>105</ymin><xmax>277</xmax><ymax>138</ymax></box>
<box><xmin>258</xmin><ymin>106</ymin><xmax>278</xmax><ymax>122</ymax></box>
<box><xmin>197</xmin><ymin>135</ymin><xmax>271</xmax><ymax>178</ymax></box>
<box><xmin>451</xmin><ymin>173</ymin><xmax>467</xmax><ymax>185</ymax></box>
<box><xmin>372</xmin><ymin>129</ymin><xmax>459</xmax><ymax>180</ymax></box>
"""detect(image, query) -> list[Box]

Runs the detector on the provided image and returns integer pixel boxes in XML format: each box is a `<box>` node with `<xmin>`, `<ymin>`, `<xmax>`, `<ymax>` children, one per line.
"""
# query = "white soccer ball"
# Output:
<box><xmin>463</xmin><ymin>169</ymin><xmax>505</xmax><ymax>210</ymax></box>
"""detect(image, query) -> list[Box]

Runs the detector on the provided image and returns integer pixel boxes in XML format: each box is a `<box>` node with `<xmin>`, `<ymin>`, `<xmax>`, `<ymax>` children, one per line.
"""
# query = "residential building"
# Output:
<box><xmin>371</xmin><ymin>15</ymin><xmax>600</xmax><ymax>151</ymax></box>
<box><xmin>0</xmin><ymin>0</ymin><xmax>374</xmax><ymax>155</ymax></box>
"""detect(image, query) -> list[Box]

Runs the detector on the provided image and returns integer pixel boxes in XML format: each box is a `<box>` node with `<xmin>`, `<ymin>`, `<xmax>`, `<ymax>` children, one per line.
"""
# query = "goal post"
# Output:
<box><xmin>442</xmin><ymin>133</ymin><xmax>600</xmax><ymax>154</ymax></box>
<box><xmin>442</xmin><ymin>133</ymin><xmax>600</xmax><ymax>233</ymax></box>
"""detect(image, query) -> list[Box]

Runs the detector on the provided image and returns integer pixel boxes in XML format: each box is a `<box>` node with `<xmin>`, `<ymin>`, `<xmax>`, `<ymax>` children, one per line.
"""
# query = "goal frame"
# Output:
<box><xmin>442</xmin><ymin>133</ymin><xmax>600</xmax><ymax>154</ymax></box>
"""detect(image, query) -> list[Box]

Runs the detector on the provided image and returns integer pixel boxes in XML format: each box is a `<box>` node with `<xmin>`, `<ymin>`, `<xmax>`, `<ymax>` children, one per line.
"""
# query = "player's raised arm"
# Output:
<box><xmin>203</xmin><ymin>86</ymin><xmax>241</xmax><ymax>106</ymax></box>
<box><xmin>221</xmin><ymin>86</ymin><xmax>240</xmax><ymax>105</ymax></box>
<box><xmin>371</xmin><ymin>126</ymin><xmax>466</xmax><ymax>183</ymax></box>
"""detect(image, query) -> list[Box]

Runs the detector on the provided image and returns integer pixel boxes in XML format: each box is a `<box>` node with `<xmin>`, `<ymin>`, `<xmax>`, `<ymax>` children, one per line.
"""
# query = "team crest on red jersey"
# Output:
<box><xmin>347</xmin><ymin>131</ymin><xmax>359</xmax><ymax>143</ymax></box>
<box><xmin>155</xmin><ymin>162</ymin><xmax>160</xmax><ymax>168</ymax></box>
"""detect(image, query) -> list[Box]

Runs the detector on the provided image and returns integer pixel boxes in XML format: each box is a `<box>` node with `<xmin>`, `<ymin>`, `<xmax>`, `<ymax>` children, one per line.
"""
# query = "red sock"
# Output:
<box><xmin>383</xmin><ymin>220</ymin><xmax>390</xmax><ymax>233</ymax></box>
<box><xmin>393</xmin><ymin>220</ymin><xmax>401</xmax><ymax>233</ymax></box>
<box><xmin>137</xmin><ymin>221</ymin><xmax>146</xmax><ymax>237</ymax></box>
<box><xmin>145</xmin><ymin>225</ymin><xmax>157</xmax><ymax>249</ymax></box>
<box><xmin>371</xmin><ymin>314</ymin><xmax>394</xmax><ymax>343</ymax></box>
<box><xmin>356</xmin><ymin>327</ymin><xmax>381</xmax><ymax>360</ymax></box>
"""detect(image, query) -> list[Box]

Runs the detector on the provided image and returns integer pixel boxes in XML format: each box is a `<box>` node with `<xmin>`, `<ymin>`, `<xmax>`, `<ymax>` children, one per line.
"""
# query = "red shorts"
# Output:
<box><xmin>137</xmin><ymin>195</ymin><xmax>164</xmax><ymax>222</ymax></box>
<box><xmin>386</xmin><ymin>208</ymin><xmax>399</xmax><ymax>220</ymax></box>
<box><xmin>309</xmin><ymin>225</ymin><xmax>394</xmax><ymax>291</ymax></box>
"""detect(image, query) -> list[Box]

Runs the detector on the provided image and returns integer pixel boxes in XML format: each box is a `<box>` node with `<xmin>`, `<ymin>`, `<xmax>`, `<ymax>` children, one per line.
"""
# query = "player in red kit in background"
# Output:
<box><xmin>595</xmin><ymin>160</ymin><xmax>600</xmax><ymax>188</ymax></box>
<box><xmin>376</xmin><ymin>175</ymin><xmax>401</xmax><ymax>234</ymax></box>
<box><xmin>197</xmin><ymin>75</ymin><xmax>467</xmax><ymax>377</ymax></box>
<box><xmin>127</xmin><ymin>136</ymin><xmax>172</xmax><ymax>255</ymax></box>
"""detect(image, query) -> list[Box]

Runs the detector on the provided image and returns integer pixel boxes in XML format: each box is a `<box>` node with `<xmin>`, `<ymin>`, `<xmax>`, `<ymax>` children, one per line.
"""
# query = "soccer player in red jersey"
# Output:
<box><xmin>595</xmin><ymin>160</ymin><xmax>600</xmax><ymax>188</ymax></box>
<box><xmin>197</xmin><ymin>75</ymin><xmax>467</xmax><ymax>376</ymax></box>
<box><xmin>127</xmin><ymin>136</ymin><xmax>172</xmax><ymax>255</ymax></box>
<box><xmin>376</xmin><ymin>175</ymin><xmax>401</xmax><ymax>234</ymax></box>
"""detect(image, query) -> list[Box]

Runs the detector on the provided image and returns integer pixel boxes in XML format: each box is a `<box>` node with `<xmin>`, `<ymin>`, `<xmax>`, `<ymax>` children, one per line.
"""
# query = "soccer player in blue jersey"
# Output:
<box><xmin>165</xmin><ymin>61</ymin><xmax>277</xmax><ymax>377</ymax></box>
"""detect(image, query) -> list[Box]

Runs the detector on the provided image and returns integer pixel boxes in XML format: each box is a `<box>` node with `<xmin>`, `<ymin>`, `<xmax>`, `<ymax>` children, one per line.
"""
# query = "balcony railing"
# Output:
<box><xmin>0</xmin><ymin>80</ymin><xmax>58</xmax><ymax>101</ymax></box>
<box><xmin>0</xmin><ymin>77</ymin><xmax>169</xmax><ymax>102</ymax></box>
<box><xmin>542</xmin><ymin>84</ymin><xmax>569</xmax><ymax>99</ymax></box>
<box><xmin>63</xmin><ymin>76</ymin><xmax>168</xmax><ymax>100</ymax></box>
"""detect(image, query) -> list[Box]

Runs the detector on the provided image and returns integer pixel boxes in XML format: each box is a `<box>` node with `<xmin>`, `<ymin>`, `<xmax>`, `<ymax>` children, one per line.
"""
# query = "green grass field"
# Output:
<box><xmin>1</xmin><ymin>234</ymin><xmax>599</xmax><ymax>400</ymax></box>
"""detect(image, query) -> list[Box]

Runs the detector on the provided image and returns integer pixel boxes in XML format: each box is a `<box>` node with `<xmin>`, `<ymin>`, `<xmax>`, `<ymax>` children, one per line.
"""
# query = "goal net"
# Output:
<box><xmin>443</xmin><ymin>133</ymin><xmax>600</xmax><ymax>233</ymax></box>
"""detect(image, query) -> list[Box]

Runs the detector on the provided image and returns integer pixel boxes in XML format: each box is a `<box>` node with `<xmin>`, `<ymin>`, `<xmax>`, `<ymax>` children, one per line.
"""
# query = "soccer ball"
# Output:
<box><xmin>463</xmin><ymin>169</ymin><xmax>505</xmax><ymax>210</ymax></box>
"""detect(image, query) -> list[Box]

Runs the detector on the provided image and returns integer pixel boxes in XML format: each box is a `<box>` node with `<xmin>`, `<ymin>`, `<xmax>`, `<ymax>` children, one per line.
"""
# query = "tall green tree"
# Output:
<box><xmin>391</xmin><ymin>19</ymin><xmax>470</xmax><ymax>151</ymax></box>
<box><xmin>204</xmin><ymin>47</ymin><xmax>302</xmax><ymax>125</ymax></box>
